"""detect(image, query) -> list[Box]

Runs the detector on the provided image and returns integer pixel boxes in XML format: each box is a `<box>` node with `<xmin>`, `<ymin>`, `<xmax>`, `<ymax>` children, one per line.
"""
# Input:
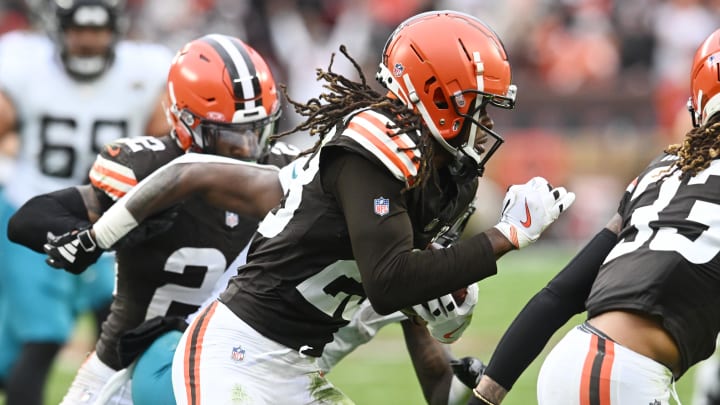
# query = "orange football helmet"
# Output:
<box><xmin>689</xmin><ymin>28</ymin><xmax>720</xmax><ymax>127</ymax></box>
<box><xmin>376</xmin><ymin>10</ymin><xmax>516</xmax><ymax>178</ymax></box>
<box><xmin>167</xmin><ymin>34</ymin><xmax>281</xmax><ymax>157</ymax></box>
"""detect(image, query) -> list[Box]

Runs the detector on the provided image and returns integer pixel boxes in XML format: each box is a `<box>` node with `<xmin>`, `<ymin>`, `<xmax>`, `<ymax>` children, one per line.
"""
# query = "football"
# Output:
<box><xmin>452</xmin><ymin>287</ymin><xmax>468</xmax><ymax>305</ymax></box>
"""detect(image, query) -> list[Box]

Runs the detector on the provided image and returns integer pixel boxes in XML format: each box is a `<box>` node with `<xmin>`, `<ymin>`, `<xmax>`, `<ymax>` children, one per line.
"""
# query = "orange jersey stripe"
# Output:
<box><xmin>344</xmin><ymin>111</ymin><xmax>420</xmax><ymax>185</ymax></box>
<box><xmin>184</xmin><ymin>301</ymin><xmax>218</xmax><ymax>405</ymax></box>
<box><xmin>90</xmin><ymin>161</ymin><xmax>138</xmax><ymax>188</ymax></box>
<box><xmin>90</xmin><ymin>160</ymin><xmax>138</xmax><ymax>200</ymax></box>
<box><xmin>580</xmin><ymin>334</ymin><xmax>598</xmax><ymax>405</ymax></box>
<box><xmin>357</xmin><ymin>111</ymin><xmax>418</xmax><ymax>164</ymax></box>
<box><xmin>347</xmin><ymin>121</ymin><xmax>412</xmax><ymax>179</ymax></box>
<box><xmin>90</xmin><ymin>178</ymin><xmax>126</xmax><ymax>200</ymax></box>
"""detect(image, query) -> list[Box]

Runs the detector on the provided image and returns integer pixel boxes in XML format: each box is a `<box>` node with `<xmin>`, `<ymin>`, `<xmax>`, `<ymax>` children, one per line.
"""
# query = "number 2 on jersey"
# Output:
<box><xmin>146</xmin><ymin>247</ymin><xmax>227</xmax><ymax>319</ymax></box>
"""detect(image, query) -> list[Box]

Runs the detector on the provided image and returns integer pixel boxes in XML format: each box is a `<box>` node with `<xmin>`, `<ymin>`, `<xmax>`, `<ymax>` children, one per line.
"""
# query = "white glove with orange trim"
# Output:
<box><xmin>412</xmin><ymin>283</ymin><xmax>479</xmax><ymax>344</ymax></box>
<box><xmin>493</xmin><ymin>177</ymin><xmax>575</xmax><ymax>249</ymax></box>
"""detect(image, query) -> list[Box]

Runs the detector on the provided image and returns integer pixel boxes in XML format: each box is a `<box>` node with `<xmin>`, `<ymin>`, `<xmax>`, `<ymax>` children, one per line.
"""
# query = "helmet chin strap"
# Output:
<box><xmin>447</xmin><ymin>152</ymin><xmax>483</xmax><ymax>183</ymax></box>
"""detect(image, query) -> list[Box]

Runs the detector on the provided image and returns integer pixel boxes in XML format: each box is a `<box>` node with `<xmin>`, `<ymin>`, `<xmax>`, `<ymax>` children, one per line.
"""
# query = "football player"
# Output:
<box><xmin>7</xmin><ymin>33</ymin><xmax>290</xmax><ymax>404</ymax></box>
<box><xmin>41</xmin><ymin>10</ymin><xmax>575</xmax><ymax>404</ymax></box>
<box><xmin>470</xmin><ymin>27</ymin><xmax>720</xmax><ymax>405</ymax></box>
<box><xmin>18</xmin><ymin>31</ymin><xmax>487</xmax><ymax>405</ymax></box>
<box><xmin>122</xmin><ymin>204</ymin><xmax>486</xmax><ymax>405</ymax></box>
<box><xmin>0</xmin><ymin>0</ymin><xmax>171</xmax><ymax>403</ymax></box>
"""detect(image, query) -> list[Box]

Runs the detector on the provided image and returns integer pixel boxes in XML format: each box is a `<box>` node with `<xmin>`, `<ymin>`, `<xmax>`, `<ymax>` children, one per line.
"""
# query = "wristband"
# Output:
<box><xmin>93</xmin><ymin>204</ymin><xmax>139</xmax><ymax>249</ymax></box>
<box><xmin>472</xmin><ymin>388</ymin><xmax>497</xmax><ymax>405</ymax></box>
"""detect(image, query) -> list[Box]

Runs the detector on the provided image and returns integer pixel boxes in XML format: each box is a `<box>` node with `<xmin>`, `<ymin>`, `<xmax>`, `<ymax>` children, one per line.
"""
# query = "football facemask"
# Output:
<box><xmin>199</xmin><ymin>119</ymin><xmax>273</xmax><ymax>161</ymax></box>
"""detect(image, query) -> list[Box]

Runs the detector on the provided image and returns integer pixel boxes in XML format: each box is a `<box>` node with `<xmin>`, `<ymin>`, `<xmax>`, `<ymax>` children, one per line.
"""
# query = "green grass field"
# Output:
<box><xmin>10</xmin><ymin>245</ymin><xmax>699</xmax><ymax>404</ymax></box>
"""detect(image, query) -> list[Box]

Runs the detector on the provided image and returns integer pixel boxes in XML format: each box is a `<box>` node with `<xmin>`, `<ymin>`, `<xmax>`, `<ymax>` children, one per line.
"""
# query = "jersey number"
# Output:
<box><xmin>605</xmin><ymin>163</ymin><xmax>720</xmax><ymax>264</ymax></box>
<box><xmin>295</xmin><ymin>260</ymin><xmax>366</xmax><ymax>321</ymax></box>
<box><xmin>145</xmin><ymin>247</ymin><xmax>227</xmax><ymax>319</ymax></box>
<box><xmin>40</xmin><ymin>115</ymin><xmax>128</xmax><ymax>177</ymax></box>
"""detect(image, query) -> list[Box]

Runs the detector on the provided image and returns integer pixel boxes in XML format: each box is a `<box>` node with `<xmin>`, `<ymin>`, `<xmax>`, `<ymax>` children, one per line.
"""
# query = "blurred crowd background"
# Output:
<box><xmin>2</xmin><ymin>0</ymin><xmax>718</xmax><ymax>243</ymax></box>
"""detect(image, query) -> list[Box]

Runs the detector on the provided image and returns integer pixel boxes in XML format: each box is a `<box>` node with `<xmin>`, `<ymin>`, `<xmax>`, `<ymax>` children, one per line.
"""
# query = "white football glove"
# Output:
<box><xmin>412</xmin><ymin>283</ymin><xmax>479</xmax><ymax>344</ymax></box>
<box><xmin>493</xmin><ymin>176</ymin><xmax>575</xmax><ymax>249</ymax></box>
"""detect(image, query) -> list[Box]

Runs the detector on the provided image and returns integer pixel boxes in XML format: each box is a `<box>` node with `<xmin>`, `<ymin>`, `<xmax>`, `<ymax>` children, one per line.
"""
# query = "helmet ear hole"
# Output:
<box><xmin>432</xmin><ymin>88</ymin><xmax>448</xmax><ymax>110</ymax></box>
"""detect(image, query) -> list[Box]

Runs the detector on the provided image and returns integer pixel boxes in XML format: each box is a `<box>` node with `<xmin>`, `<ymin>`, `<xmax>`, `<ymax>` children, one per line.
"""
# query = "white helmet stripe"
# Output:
<box><xmin>203</xmin><ymin>34</ymin><xmax>258</xmax><ymax>110</ymax></box>
<box><xmin>461</xmin><ymin>51</ymin><xmax>484</xmax><ymax>164</ymax></box>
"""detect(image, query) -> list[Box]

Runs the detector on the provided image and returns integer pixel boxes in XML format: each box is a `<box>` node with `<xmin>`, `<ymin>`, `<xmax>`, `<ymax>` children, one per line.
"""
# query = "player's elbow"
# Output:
<box><xmin>6</xmin><ymin>210</ymin><xmax>23</xmax><ymax>244</ymax></box>
<box><xmin>7</xmin><ymin>199</ymin><xmax>42</xmax><ymax>252</ymax></box>
<box><xmin>364</xmin><ymin>288</ymin><xmax>402</xmax><ymax>315</ymax></box>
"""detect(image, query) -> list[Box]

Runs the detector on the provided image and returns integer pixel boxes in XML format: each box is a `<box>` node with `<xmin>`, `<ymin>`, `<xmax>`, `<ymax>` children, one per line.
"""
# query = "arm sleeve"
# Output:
<box><xmin>7</xmin><ymin>187</ymin><xmax>91</xmax><ymax>253</ymax></box>
<box><xmin>322</xmin><ymin>150</ymin><xmax>498</xmax><ymax>314</ymax></box>
<box><xmin>483</xmin><ymin>228</ymin><xmax>618</xmax><ymax>390</ymax></box>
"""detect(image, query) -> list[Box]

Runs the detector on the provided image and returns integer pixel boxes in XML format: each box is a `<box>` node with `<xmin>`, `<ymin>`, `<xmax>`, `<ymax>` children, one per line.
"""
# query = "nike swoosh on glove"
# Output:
<box><xmin>44</xmin><ymin>227</ymin><xmax>103</xmax><ymax>275</ymax></box>
<box><xmin>493</xmin><ymin>176</ymin><xmax>575</xmax><ymax>248</ymax></box>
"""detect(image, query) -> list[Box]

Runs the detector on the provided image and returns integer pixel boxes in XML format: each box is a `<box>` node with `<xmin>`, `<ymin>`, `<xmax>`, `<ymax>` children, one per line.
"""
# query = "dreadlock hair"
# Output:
<box><xmin>666</xmin><ymin>112</ymin><xmax>720</xmax><ymax>179</ymax></box>
<box><xmin>271</xmin><ymin>45</ymin><xmax>435</xmax><ymax>189</ymax></box>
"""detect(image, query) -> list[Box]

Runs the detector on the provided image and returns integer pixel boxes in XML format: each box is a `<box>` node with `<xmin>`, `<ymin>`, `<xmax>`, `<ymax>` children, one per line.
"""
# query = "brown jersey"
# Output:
<box><xmin>90</xmin><ymin>135</ymin><xmax>297</xmax><ymax>369</ymax></box>
<box><xmin>587</xmin><ymin>153</ymin><xmax>720</xmax><ymax>376</ymax></box>
<box><xmin>221</xmin><ymin>109</ymin><xmax>496</xmax><ymax>357</ymax></box>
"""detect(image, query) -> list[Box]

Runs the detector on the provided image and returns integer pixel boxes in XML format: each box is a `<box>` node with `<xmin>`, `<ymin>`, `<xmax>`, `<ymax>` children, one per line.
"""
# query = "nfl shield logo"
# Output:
<box><xmin>225</xmin><ymin>211</ymin><xmax>239</xmax><ymax>228</ymax></box>
<box><xmin>374</xmin><ymin>197</ymin><xmax>390</xmax><ymax>216</ymax></box>
<box><xmin>454</xmin><ymin>92</ymin><xmax>465</xmax><ymax>108</ymax></box>
<box><xmin>393</xmin><ymin>63</ymin><xmax>404</xmax><ymax>77</ymax></box>
<box><xmin>231</xmin><ymin>345</ymin><xmax>245</xmax><ymax>361</ymax></box>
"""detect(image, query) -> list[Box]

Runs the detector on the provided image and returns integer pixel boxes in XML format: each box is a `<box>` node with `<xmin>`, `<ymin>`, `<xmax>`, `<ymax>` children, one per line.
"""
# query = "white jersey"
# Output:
<box><xmin>0</xmin><ymin>30</ymin><xmax>172</xmax><ymax>207</ymax></box>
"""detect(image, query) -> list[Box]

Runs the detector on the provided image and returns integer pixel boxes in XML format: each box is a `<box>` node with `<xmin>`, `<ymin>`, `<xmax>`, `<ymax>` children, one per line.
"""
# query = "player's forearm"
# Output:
<box><xmin>476</xmin><ymin>224</ymin><xmax>620</xmax><ymax>400</ymax></box>
<box><xmin>400</xmin><ymin>319</ymin><xmax>454</xmax><ymax>405</ymax></box>
<box><xmin>474</xmin><ymin>375</ymin><xmax>507</xmax><ymax>404</ymax></box>
<box><xmin>121</xmin><ymin>154</ymin><xmax>282</xmax><ymax>220</ymax></box>
<box><xmin>8</xmin><ymin>186</ymin><xmax>92</xmax><ymax>253</ymax></box>
<box><xmin>92</xmin><ymin>155</ymin><xmax>282</xmax><ymax>249</ymax></box>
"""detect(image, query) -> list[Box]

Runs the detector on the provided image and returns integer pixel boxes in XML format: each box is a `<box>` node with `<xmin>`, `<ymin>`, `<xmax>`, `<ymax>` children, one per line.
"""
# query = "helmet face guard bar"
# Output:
<box><xmin>447</xmin><ymin>85</ymin><xmax>516</xmax><ymax>180</ymax></box>
<box><xmin>447</xmin><ymin>112</ymin><xmax>504</xmax><ymax>181</ymax></box>
<box><xmin>456</xmin><ymin>86</ymin><xmax>517</xmax><ymax>111</ymax></box>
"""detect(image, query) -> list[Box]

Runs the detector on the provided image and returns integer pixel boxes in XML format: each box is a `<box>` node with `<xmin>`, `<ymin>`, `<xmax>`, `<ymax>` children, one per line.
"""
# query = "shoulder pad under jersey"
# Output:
<box><xmin>338</xmin><ymin>109</ymin><xmax>421</xmax><ymax>186</ymax></box>
<box><xmin>89</xmin><ymin>136</ymin><xmax>182</xmax><ymax>201</ymax></box>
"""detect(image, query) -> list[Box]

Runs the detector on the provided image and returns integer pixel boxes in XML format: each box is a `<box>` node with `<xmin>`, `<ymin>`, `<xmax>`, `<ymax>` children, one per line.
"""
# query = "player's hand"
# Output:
<box><xmin>411</xmin><ymin>283</ymin><xmax>479</xmax><ymax>343</ymax></box>
<box><xmin>450</xmin><ymin>356</ymin><xmax>486</xmax><ymax>389</ymax></box>
<box><xmin>44</xmin><ymin>227</ymin><xmax>103</xmax><ymax>275</ymax></box>
<box><xmin>493</xmin><ymin>176</ymin><xmax>575</xmax><ymax>249</ymax></box>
